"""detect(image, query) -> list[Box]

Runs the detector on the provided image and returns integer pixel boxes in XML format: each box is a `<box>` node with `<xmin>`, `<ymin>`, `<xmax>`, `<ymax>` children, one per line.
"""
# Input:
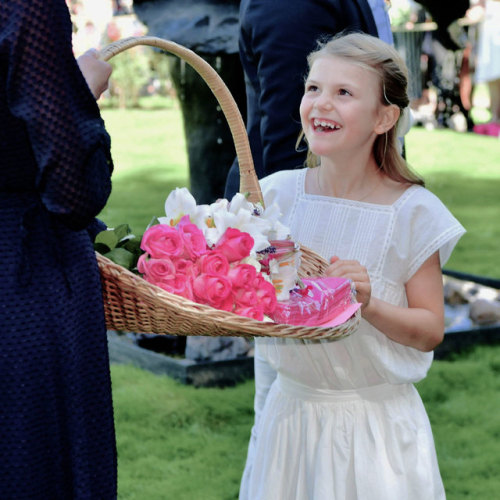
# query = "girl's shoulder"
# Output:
<box><xmin>392</xmin><ymin>185</ymin><xmax>465</xmax><ymax>277</ymax></box>
<box><xmin>260</xmin><ymin>168</ymin><xmax>306</xmax><ymax>207</ymax></box>
<box><xmin>259</xmin><ymin>168</ymin><xmax>307</xmax><ymax>196</ymax></box>
<box><xmin>260</xmin><ymin>168</ymin><xmax>305</xmax><ymax>189</ymax></box>
<box><xmin>393</xmin><ymin>185</ymin><xmax>465</xmax><ymax>234</ymax></box>
<box><xmin>395</xmin><ymin>184</ymin><xmax>452</xmax><ymax>214</ymax></box>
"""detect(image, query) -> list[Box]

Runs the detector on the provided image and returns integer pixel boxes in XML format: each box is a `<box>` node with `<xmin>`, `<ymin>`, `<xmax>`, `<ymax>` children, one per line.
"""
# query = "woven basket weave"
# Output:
<box><xmin>97</xmin><ymin>36</ymin><xmax>360</xmax><ymax>340</ymax></box>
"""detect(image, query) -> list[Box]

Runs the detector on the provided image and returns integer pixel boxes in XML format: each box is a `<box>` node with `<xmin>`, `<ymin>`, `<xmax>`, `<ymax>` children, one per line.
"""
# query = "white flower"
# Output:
<box><xmin>158</xmin><ymin>187</ymin><xmax>198</xmax><ymax>226</ymax></box>
<box><xmin>202</xmin><ymin>199</ymin><xmax>230</xmax><ymax>246</ymax></box>
<box><xmin>240</xmin><ymin>256</ymin><xmax>262</xmax><ymax>272</ymax></box>
<box><xmin>189</xmin><ymin>203</ymin><xmax>211</xmax><ymax>229</ymax></box>
<box><xmin>262</xmin><ymin>203</ymin><xmax>291</xmax><ymax>240</ymax></box>
<box><xmin>227</xmin><ymin>192</ymin><xmax>255</xmax><ymax>215</ymax></box>
<box><xmin>158</xmin><ymin>188</ymin><xmax>292</xmax><ymax>257</ymax></box>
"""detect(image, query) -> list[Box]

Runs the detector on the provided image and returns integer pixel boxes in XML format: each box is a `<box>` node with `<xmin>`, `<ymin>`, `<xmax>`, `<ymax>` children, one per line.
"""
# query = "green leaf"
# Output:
<box><xmin>94</xmin><ymin>242</ymin><xmax>112</xmax><ymax>255</ymax></box>
<box><xmin>114</xmin><ymin>223</ymin><xmax>132</xmax><ymax>241</ymax></box>
<box><xmin>116</xmin><ymin>234</ymin><xmax>138</xmax><ymax>248</ymax></box>
<box><xmin>95</xmin><ymin>230</ymin><xmax>119</xmax><ymax>250</ymax></box>
<box><xmin>123</xmin><ymin>237</ymin><xmax>143</xmax><ymax>254</ymax></box>
<box><xmin>145</xmin><ymin>216</ymin><xmax>160</xmax><ymax>231</ymax></box>
<box><xmin>105</xmin><ymin>247</ymin><xmax>135</xmax><ymax>269</ymax></box>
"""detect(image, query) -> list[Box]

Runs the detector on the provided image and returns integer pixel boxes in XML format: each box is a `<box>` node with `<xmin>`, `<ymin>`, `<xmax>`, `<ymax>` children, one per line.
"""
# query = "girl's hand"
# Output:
<box><xmin>77</xmin><ymin>48</ymin><xmax>112</xmax><ymax>100</ymax></box>
<box><xmin>326</xmin><ymin>256</ymin><xmax>371</xmax><ymax>310</ymax></box>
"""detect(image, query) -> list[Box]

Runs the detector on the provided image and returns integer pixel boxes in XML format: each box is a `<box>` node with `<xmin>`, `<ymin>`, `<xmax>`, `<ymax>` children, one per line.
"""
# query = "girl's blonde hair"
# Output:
<box><xmin>302</xmin><ymin>32</ymin><xmax>424</xmax><ymax>186</ymax></box>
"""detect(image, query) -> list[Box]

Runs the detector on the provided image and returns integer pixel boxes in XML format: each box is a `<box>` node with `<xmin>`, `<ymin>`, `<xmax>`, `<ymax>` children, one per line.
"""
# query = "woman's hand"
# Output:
<box><xmin>77</xmin><ymin>48</ymin><xmax>112</xmax><ymax>100</ymax></box>
<box><xmin>326</xmin><ymin>256</ymin><xmax>372</xmax><ymax>310</ymax></box>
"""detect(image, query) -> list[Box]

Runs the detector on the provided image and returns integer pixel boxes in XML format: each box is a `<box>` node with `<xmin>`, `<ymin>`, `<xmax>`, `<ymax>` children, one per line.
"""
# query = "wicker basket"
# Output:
<box><xmin>98</xmin><ymin>36</ymin><xmax>360</xmax><ymax>340</ymax></box>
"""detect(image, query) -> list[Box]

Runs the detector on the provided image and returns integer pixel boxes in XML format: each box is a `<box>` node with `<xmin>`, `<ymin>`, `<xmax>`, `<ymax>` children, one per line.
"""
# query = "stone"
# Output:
<box><xmin>185</xmin><ymin>335</ymin><xmax>253</xmax><ymax>362</ymax></box>
<box><xmin>469</xmin><ymin>299</ymin><xmax>500</xmax><ymax>325</ymax></box>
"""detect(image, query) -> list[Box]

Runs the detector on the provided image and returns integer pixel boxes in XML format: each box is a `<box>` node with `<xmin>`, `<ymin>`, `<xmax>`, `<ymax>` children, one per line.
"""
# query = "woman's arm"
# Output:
<box><xmin>326</xmin><ymin>252</ymin><xmax>445</xmax><ymax>352</ymax></box>
<box><xmin>5</xmin><ymin>0</ymin><xmax>114</xmax><ymax>230</ymax></box>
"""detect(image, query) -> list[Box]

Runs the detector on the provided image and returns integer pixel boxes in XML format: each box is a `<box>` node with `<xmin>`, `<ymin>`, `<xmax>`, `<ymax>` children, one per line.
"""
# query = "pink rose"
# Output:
<box><xmin>139</xmin><ymin>256</ymin><xmax>176</xmax><ymax>282</ymax></box>
<box><xmin>197</xmin><ymin>252</ymin><xmax>230</xmax><ymax>276</ymax></box>
<box><xmin>214</xmin><ymin>227</ymin><xmax>254</xmax><ymax>262</ymax></box>
<box><xmin>159</xmin><ymin>275</ymin><xmax>194</xmax><ymax>301</ymax></box>
<box><xmin>141</xmin><ymin>224</ymin><xmax>185</xmax><ymax>259</ymax></box>
<box><xmin>137</xmin><ymin>253</ymin><xmax>148</xmax><ymax>274</ymax></box>
<box><xmin>193</xmin><ymin>274</ymin><xmax>234</xmax><ymax>310</ymax></box>
<box><xmin>234</xmin><ymin>305</ymin><xmax>264</xmax><ymax>321</ymax></box>
<box><xmin>227</xmin><ymin>263</ymin><xmax>257</xmax><ymax>289</ymax></box>
<box><xmin>233</xmin><ymin>287</ymin><xmax>258</xmax><ymax>307</ymax></box>
<box><xmin>177</xmin><ymin>215</ymin><xmax>208</xmax><ymax>259</ymax></box>
<box><xmin>254</xmin><ymin>275</ymin><xmax>277</xmax><ymax>314</ymax></box>
<box><xmin>174</xmin><ymin>258</ymin><xmax>197</xmax><ymax>279</ymax></box>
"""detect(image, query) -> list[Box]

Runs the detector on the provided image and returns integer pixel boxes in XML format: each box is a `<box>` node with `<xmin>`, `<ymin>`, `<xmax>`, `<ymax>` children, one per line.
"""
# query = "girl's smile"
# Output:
<box><xmin>312</xmin><ymin>118</ymin><xmax>341</xmax><ymax>132</ymax></box>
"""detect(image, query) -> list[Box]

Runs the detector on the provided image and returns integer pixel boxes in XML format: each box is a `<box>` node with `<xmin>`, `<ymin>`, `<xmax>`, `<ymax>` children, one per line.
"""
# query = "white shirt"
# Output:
<box><xmin>368</xmin><ymin>0</ymin><xmax>394</xmax><ymax>44</ymax></box>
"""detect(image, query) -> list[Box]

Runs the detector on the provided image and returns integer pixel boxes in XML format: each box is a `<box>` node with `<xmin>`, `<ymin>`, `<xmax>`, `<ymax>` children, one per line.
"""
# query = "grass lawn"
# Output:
<box><xmin>99</xmin><ymin>107</ymin><xmax>190</xmax><ymax>232</ymax></box>
<box><xmin>405</xmin><ymin>128</ymin><xmax>500</xmax><ymax>278</ymax></box>
<box><xmin>100</xmin><ymin>106</ymin><xmax>500</xmax><ymax>499</ymax></box>
<box><xmin>110</xmin><ymin>347</ymin><xmax>500</xmax><ymax>500</ymax></box>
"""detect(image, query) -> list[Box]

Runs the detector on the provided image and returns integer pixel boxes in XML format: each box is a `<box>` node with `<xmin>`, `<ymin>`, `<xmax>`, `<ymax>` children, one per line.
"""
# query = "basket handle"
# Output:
<box><xmin>100</xmin><ymin>36</ymin><xmax>263</xmax><ymax>205</ymax></box>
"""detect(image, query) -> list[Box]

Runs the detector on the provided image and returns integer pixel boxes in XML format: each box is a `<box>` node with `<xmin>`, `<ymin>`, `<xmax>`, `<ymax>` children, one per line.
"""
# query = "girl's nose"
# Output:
<box><xmin>315</xmin><ymin>94</ymin><xmax>333</xmax><ymax>111</ymax></box>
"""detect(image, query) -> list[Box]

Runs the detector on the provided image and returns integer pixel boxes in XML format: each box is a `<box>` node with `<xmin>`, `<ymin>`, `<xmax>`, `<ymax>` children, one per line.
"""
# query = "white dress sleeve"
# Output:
<box><xmin>260</xmin><ymin>169</ymin><xmax>301</xmax><ymax>223</ymax></box>
<box><xmin>389</xmin><ymin>187</ymin><xmax>466</xmax><ymax>283</ymax></box>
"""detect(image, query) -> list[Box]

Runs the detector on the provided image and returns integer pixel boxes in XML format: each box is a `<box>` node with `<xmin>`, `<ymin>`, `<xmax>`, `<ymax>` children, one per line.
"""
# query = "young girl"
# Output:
<box><xmin>239</xmin><ymin>32</ymin><xmax>465</xmax><ymax>499</ymax></box>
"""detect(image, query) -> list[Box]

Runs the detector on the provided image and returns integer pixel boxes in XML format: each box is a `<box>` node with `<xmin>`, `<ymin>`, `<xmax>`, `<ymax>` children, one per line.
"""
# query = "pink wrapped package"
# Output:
<box><xmin>269</xmin><ymin>277</ymin><xmax>359</xmax><ymax>327</ymax></box>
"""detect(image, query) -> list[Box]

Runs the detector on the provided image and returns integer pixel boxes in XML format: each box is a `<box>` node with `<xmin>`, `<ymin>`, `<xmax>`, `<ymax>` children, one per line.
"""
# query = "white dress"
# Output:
<box><xmin>239</xmin><ymin>168</ymin><xmax>465</xmax><ymax>500</ymax></box>
<box><xmin>475</xmin><ymin>0</ymin><xmax>500</xmax><ymax>84</ymax></box>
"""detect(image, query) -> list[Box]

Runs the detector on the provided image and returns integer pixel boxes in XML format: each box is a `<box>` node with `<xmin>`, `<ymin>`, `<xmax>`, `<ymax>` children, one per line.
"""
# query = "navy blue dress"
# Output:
<box><xmin>0</xmin><ymin>1</ymin><xmax>117</xmax><ymax>498</ymax></box>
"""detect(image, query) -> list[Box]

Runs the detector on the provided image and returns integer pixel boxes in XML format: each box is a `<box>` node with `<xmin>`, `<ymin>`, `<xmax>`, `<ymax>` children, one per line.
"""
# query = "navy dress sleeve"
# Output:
<box><xmin>4</xmin><ymin>0</ymin><xmax>113</xmax><ymax>230</ymax></box>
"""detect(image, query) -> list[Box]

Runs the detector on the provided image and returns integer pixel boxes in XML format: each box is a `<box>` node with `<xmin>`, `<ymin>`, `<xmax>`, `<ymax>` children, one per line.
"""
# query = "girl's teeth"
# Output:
<box><xmin>314</xmin><ymin>119</ymin><xmax>338</xmax><ymax>130</ymax></box>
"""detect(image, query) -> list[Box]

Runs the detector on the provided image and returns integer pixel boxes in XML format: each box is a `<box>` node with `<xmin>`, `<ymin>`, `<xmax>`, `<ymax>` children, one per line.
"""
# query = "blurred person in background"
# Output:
<box><xmin>471</xmin><ymin>0</ymin><xmax>500</xmax><ymax>136</ymax></box>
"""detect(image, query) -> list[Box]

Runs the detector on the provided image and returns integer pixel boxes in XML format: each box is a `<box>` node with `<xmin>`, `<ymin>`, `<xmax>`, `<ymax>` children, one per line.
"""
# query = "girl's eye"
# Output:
<box><xmin>339</xmin><ymin>88</ymin><xmax>352</xmax><ymax>96</ymax></box>
<box><xmin>305</xmin><ymin>84</ymin><xmax>319</xmax><ymax>93</ymax></box>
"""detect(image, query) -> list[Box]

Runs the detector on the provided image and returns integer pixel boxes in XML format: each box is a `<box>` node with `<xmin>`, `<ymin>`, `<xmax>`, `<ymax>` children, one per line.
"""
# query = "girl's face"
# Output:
<box><xmin>300</xmin><ymin>55</ymin><xmax>389</xmax><ymax>162</ymax></box>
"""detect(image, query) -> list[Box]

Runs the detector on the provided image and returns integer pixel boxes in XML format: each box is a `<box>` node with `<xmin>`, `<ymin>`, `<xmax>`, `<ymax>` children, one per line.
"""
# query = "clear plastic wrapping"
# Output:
<box><xmin>269</xmin><ymin>277</ymin><xmax>355</xmax><ymax>327</ymax></box>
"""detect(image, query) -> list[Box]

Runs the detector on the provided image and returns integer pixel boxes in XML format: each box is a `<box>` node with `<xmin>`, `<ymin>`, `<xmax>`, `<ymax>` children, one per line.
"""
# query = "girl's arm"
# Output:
<box><xmin>326</xmin><ymin>252</ymin><xmax>445</xmax><ymax>352</ymax></box>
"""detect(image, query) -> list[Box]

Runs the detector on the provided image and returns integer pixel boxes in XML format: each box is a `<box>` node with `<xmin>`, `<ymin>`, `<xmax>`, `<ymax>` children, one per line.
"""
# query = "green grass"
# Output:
<box><xmin>405</xmin><ymin>128</ymin><xmax>500</xmax><ymax>277</ymax></box>
<box><xmin>110</xmin><ymin>345</ymin><xmax>500</xmax><ymax>500</ymax></box>
<box><xmin>417</xmin><ymin>346</ymin><xmax>500</xmax><ymax>499</ymax></box>
<box><xmin>111</xmin><ymin>365</ymin><xmax>252</xmax><ymax>499</ymax></box>
<box><xmin>100</xmin><ymin>106</ymin><xmax>500</xmax><ymax>499</ymax></box>
<box><xmin>100</xmin><ymin>106</ymin><xmax>189</xmax><ymax>233</ymax></box>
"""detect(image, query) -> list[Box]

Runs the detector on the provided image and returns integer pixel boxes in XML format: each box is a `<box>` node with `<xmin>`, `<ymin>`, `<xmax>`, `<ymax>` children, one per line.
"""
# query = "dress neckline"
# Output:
<box><xmin>298</xmin><ymin>168</ymin><xmax>420</xmax><ymax>209</ymax></box>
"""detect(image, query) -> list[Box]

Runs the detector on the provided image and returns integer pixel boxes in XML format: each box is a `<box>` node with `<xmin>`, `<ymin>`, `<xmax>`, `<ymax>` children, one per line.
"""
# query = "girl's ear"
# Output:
<box><xmin>375</xmin><ymin>104</ymin><xmax>400</xmax><ymax>134</ymax></box>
